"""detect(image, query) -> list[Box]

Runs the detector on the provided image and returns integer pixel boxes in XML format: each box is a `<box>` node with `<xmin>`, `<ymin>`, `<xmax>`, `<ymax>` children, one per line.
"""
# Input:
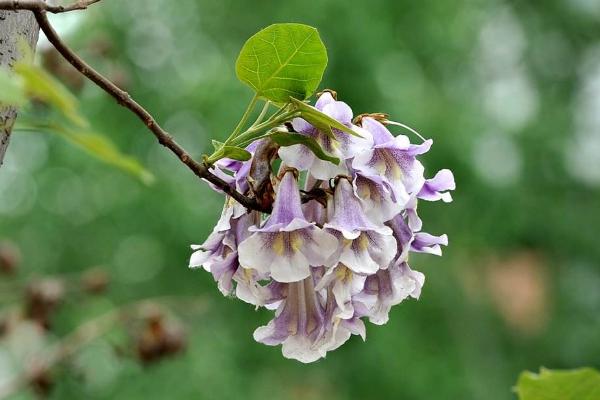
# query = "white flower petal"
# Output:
<box><xmin>278</xmin><ymin>144</ymin><xmax>314</xmax><ymax>171</ymax></box>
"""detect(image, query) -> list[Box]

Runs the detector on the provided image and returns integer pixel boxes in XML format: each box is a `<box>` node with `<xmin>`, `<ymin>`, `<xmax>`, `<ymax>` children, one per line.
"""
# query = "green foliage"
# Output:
<box><xmin>211</xmin><ymin>139</ymin><xmax>225</xmax><ymax>151</ymax></box>
<box><xmin>269</xmin><ymin>130</ymin><xmax>339</xmax><ymax>164</ymax></box>
<box><xmin>17</xmin><ymin>123</ymin><xmax>155</xmax><ymax>185</ymax></box>
<box><xmin>14</xmin><ymin>62</ymin><xmax>88</xmax><ymax>128</ymax></box>
<box><xmin>235</xmin><ymin>23</ymin><xmax>327</xmax><ymax>103</ymax></box>
<box><xmin>211</xmin><ymin>139</ymin><xmax>251</xmax><ymax>161</ymax></box>
<box><xmin>515</xmin><ymin>368</ymin><xmax>600</xmax><ymax>400</ymax></box>
<box><xmin>220</xmin><ymin>145</ymin><xmax>252</xmax><ymax>161</ymax></box>
<box><xmin>5</xmin><ymin>61</ymin><xmax>153</xmax><ymax>184</ymax></box>
<box><xmin>53</xmin><ymin>127</ymin><xmax>155</xmax><ymax>185</ymax></box>
<box><xmin>0</xmin><ymin>68</ymin><xmax>27</xmax><ymax>107</ymax></box>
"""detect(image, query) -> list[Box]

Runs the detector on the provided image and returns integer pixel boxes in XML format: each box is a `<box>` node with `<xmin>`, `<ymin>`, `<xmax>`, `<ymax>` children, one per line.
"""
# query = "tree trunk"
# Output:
<box><xmin>0</xmin><ymin>9</ymin><xmax>41</xmax><ymax>168</ymax></box>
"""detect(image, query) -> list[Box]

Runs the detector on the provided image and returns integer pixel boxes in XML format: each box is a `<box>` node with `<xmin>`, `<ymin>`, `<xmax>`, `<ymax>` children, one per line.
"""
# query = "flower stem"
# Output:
<box><xmin>226</xmin><ymin>94</ymin><xmax>259</xmax><ymax>144</ymax></box>
<box><xmin>250</xmin><ymin>100</ymin><xmax>271</xmax><ymax>128</ymax></box>
<box><xmin>205</xmin><ymin>109</ymin><xmax>299</xmax><ymax>165</ymax></box>
<box><xmin>229</xmin><ymin>110</ymin><xmax>299</xmax><ymax>147</ymax></box>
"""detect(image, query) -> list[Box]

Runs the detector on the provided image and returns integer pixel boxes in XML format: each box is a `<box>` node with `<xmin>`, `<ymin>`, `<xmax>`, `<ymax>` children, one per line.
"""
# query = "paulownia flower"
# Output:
<box><xmin>316</xmin><ymin>263</ymin><xmax>366</xmax><ymax>320</ymax></box>
<box><xmin>411</xmin><ymin>232</ymin><xmax>449</xmax><ymax>256</ymax></box>
<box><xmin>418</xmin><ymin>169</ymin><xmax>455</xmax><ymax>203</ymax></box>
<box><xmin>355</xmin><ymin>262</ymin><xmax>425</xmax><ymax>325</ymax></box>
<box><xmin>189</xmin><ymin>198</ymin><xmax>274</xmax><ymax>306</ymax></box>
<box><xmin>324</xmin><ymin>178</ymin><xmax>396</xmax><ymax>275</ymax></box>
<box><xmin>214</xmin><ymin>141</ymin><xmax>260</xmax><ymax>193</ymax></box>
<box><xmin>189</xmin><ymin>92</ymin><xmax>456</xmax><ymax>363</ymax></box>
<box><xmin>352</xmin><ymin>172</ymin><xmax>403</xmax><ymax>224</ymax></box>
<box><xmin>255</xmin><ymin>272</ymin><xmax>365</xmax><ymax>363</ymax></box>
<box><xmin>188</xmin><ymin>196</ymin><xmax>245</xmax><ymax>274</ymax></box>
<box><xmin>238</xmin><ymin>170</ymin><xmax>337</xmax><ymax>283</ymax></box>
<box><xmin>279</xmin><ymin>92</ymin><xmax>372</xmax><ymax>180</ymax></box>
<box><xmin>353</xmin><ymin>117</ymin><xmax>431</xmax><ymax>205</ymax></box>
<box><xmin>253</xmin><ymin>275</ymin><xmax>328</xmax><ymax>363</ymax></box>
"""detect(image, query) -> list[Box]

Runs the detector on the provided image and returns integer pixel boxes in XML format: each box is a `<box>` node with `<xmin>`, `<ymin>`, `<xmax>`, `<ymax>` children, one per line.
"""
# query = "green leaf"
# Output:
<box><xmin>0</xmin><ymin>68</ymin><xmax>27</xmax><ymax>107</ymax></box>
<box><xmin>17</xmin><ymin>123</ymin><xmax>154</xmax><ymax>185</ymax></box>
<box><xmin>515</xmin><ymin>368</ymin><xmax>600</xmax><ymax>400</ymax></box>
<box><xmin>289</xmin><ymin>97</ymin><xmax>362</xmax><ymax>138</ymax></box>
<box><xmin>14</xmin><ymin>62</ymin><xmax>88</xmax><ymax>128</ymax></box>
<box><xmin>221</xmin><ymin>146</ymin><xmax>252</xmax><ymax>161</ymax></box>
<box><xmin>236</xmin><ymin>23</ymin><xmax>328</xmax><ymax>103</ymax></box>
<box><xmin>270</xmin><ymin>131</ymin><xmax>339</xmax><ymax>165</ymax></box>
<box><xmin>211</xmin><ymin>139</ymin><xmax>224</xmax><ymax>151</ymax></box>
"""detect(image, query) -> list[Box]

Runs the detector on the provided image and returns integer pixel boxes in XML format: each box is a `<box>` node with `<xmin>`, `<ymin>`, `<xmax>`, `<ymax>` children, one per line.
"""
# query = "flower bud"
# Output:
<box><xmin>25</xmin><ymin>278</ymin><xmax>65</xmax><ymax>330</ymax></box>
<box><xmin>80</xmin><ymin>267</ymin><xmax>110</xmax><ymax>295</ymax></box>
<box><xmin>0</xmin><ymin>241</ymin><xmax>21</xmax><ymax>275</ymax></box>
<box><xmin>135</xmin><ymin>306</ymin><xmax>186</xmax><ymax>365</ymax></box>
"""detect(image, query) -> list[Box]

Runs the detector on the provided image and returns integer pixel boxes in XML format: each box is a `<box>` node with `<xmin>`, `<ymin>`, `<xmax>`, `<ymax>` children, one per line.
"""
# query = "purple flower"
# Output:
<box><xmin>355</xmin><ymin>262</ymin><xmax>425</xmax><ymax>325</ymax></box>
<box><xmin>411</xmin><ymin>232</ymin><xmax>448</xmax><ymax>256</ymax></box>
<box><xmin>253</xmin><ymin>276</ymin><xmax>328</xmax><ymax>363</ymax></box>
<box><xmin>255</xmin><ymin>273</ymin><xmax>365</xmax><ymax>363</ymax></box>
<box><xmin>418</xmin><ymin>169</ymin><xmax>455</xmax><ymax>203</ymax></box>
<box><xmin>352</xmin><ymin>117</ymin><xmax>432</xmax><ymax>205</ymax></box>
<box><xmin>188</xmin><ymin>196</ymin><xmax>245</xmax><ymax>273</ymax></box>
<box><xmin>316</xmin><ymin>263</ymin><xmax>366</xmax><ymax>320</ymax></box>
<box><xmin>324</xmin><ymin>178</ymin><xmax>397</xmax><ymax>275</ymax></box>
<box><xmin>214</xmin><ymin>141</ymin><xmax>261</xmax><ymax>193</ymax></box>
<box><xmin>317</xmin><ymin>283</ymin><xmax>367</xmax><ymax>353</ymax></box>
<box><xmin>386</xmin><ymin>212</ymin><xmax>415</xmax><ymax>265</ymax></box>
<box><xmin>189</xmin><ymin>199</ymin><xmax>275</xmax><ymax>305</ymax></box>
<box><xmin>238</xmin><ymin>171</ymin><xmax>338</xmax><ymax>283</ymax></box>
<box><xmin>352</xmin><ymin>173</ymin><xmax>403</xmax><ymax>224</ymax></box>
<box><xmin>279</xmin><ymin>92</ymin><xmax>372</xmax><ymax>180</ymax></box>
<box><xmin>189</xmin><ymin>92</ymin><xmax>456</xmax><ymax>362</ymax></box>
<box><xmin>201</xmin><ymin>166</ymin><xmax>236</xmax><ymax>195</ymax></box>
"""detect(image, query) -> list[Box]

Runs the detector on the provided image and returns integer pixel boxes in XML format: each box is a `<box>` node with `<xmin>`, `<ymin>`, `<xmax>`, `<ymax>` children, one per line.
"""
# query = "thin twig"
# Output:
<box><xmin>28</xmin><ymin>10</ymin><xmax>269</xmax><ymax>212</ymax></box>
<box><xmin>0</xmin><ymin>0</ymin><xmax>101</xmax><ymax>13</ymax></box>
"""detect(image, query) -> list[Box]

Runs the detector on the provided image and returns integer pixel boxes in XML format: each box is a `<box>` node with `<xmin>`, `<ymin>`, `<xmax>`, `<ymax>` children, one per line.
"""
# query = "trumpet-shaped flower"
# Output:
<box><xmin>355</xmin><ymin>262</ymin><xmax>425</xmax><ymax>325</ymax></box>
<box><xmin>352</xmin><ymin>117</ymin><xmax>432</xmax><ymax>204</ymax></box>
<box><xmin>253</xmin><ymin>276</ymin><xmax>328</xmax><ymax>363</ymax></box>
<box><xmin>238</xmin><ymin>171</ymin><xmax>337</xmax><ymax>283</ymax></box>
<box><xmin>279</xmin><ymin>92</ymin><xmax>372</xmax><ymax>180</ymax></box>
<box><xmin>324</xmin><ymin>178</ymin><xmax>396</xmax><ymax>275</ymax></box>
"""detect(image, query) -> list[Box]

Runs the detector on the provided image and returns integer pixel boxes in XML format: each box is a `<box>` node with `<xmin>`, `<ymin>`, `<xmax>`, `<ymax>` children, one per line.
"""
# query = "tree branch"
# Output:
<box><xmin>23</xmin><ymin>9</ymin><xmax>269</xmax><ymax>212</ymax></box>
<box><xmin>0</xmin><ymin>0</ymin><xmax>100</xmax><ymax>13</ymax></box>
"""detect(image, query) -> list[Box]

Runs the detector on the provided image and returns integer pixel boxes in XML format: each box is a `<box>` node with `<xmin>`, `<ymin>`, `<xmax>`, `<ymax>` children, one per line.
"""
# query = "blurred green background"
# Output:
<box><xmin>2</xmin><ymin>0</ymin><xmax>600</xmax><ymax>399</ymax></box>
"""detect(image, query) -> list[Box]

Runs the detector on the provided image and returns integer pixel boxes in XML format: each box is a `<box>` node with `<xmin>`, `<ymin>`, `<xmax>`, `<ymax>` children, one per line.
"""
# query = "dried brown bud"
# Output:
<box><xmin>28</xmin><ymin>361</ymin><xmax>53</xmax><ymax>398</ymax></box>
<box><xmin>135</xmin><ymin>306</ymin><xmax>186</xmax><ymax>365</ymax></box>
<box><xmin>25</xmin><ymin>278</ymin><xmax>65</xmax><ymax>330</ymax></box>
<box><xmin>0</xmin><ymin>318</ymin><xmax>7</xmax><ymax>337</ymax></box>
<box><xmin>0</xmin><ymin>241</ymin><xmax>21</xmax><ymax>275</ymax></box>
<box><xmin>316</xmin><ymin>89</ymin><xmax>337</xmax><ymax>100</ymax></box>
<box><xmin>80</xmin><ymin>267</ymin><xmax>110</xmax><ymax>295</ymax></box>
<box><xmin>248</xmin><ymin>138</ymin><xmax>279</xmax><ymax>211</ymax></box>
<box><xmin>352</xmin><ymin>112</ymin><xmax>389</xmax><ymax>126</ymax></box>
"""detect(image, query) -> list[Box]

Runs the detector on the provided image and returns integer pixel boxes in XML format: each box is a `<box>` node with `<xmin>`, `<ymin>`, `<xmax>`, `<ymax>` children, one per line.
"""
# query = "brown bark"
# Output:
<box><xmin>0</xmin><ymin>8</ymin><xmax>40</xmax><ymax>168</ymax></box>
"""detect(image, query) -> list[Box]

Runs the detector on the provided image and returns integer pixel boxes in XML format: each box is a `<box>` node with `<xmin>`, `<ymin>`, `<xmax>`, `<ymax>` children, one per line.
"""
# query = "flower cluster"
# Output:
<box><xmin>189</xmin><ymin>92</ymin><xmax>455</xmax><ymax>363</ymax></box>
